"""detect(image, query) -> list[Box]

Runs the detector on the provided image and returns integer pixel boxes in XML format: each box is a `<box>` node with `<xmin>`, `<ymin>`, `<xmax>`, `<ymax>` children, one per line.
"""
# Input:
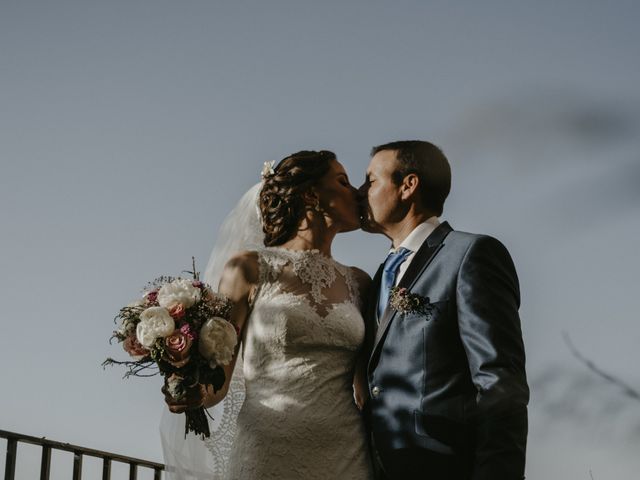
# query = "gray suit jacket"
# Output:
<box><xmin>365</xmin><ymin>222</ymin><xmax>529</xmax><ymax>480</ymax></box>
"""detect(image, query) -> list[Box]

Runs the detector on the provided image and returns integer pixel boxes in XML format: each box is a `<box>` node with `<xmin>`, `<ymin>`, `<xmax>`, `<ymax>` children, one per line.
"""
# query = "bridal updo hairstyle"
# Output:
<box><xmin>259</xmin><ymin>150</ymin><xmax>335</xmax><ymax>247</ymax></box>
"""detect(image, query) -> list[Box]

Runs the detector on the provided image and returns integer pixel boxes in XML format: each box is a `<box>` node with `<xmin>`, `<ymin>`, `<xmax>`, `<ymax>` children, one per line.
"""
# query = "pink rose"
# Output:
<box><xmin>123</xmin><ymin>335</ymin><xmax>150</xmax><ymax>359</ymax></box>
<box><xmin>180</xmin><ymin>322</ymin><xmax>197</xmax><ymax>341</ymax></box>
<box><xmin>144</xmin><ymin>290</ymin><xmax>159</xmax><ymax>304</ymax></box>
<box><xmin>168</xmin><ymin>303</ymin><xmax>186</xmax><ymax>320</ymax></box>
<box><xmin>164</xmin><ymin>330</ymin><xmax>192</xmax><ymax>368</ymax></box>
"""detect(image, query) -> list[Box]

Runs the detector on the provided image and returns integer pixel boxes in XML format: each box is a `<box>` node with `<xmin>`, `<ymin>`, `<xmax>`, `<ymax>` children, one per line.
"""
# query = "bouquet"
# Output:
<box><xmin>103</xmin><ymin>259</ymin><xmax>237</xmax><ymax>438</ymax></box>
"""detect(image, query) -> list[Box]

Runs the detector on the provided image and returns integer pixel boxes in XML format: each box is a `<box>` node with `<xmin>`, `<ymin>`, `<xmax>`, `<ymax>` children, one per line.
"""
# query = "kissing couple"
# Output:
<box><xmin>161</xmin><ymin>140</ymin><xmax>530</xmax><ymax>480</ymax></box>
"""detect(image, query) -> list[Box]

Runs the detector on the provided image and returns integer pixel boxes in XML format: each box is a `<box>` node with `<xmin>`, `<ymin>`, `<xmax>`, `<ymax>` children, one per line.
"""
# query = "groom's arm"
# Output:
<box><xmin>456</xmin><ymin>235</ymin><xmax>529</xmax><ymax>480</ymax></box>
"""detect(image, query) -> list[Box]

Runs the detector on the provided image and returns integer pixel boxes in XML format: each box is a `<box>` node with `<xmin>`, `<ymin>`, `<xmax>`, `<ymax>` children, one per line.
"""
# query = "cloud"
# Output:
<box><xmin>444</xmin><ymin>87</ymin><xmax>640</xmax><ymax>169</ymax></box>
<box><xmin>530</xmin><ymin>364</ymin><xmax>640</xmax><ymax>441</ymax></box>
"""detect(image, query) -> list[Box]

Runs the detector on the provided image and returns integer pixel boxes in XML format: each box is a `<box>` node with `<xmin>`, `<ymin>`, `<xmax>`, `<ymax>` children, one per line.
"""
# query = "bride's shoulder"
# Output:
<box><xmin>220</xmin><ymin>251</ymin><xmax>260</xmax><ymax>287</ymax></box>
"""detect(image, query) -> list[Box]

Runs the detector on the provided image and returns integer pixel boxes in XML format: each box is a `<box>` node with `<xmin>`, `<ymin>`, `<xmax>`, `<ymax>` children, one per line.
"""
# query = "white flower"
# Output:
<box><xmin>157</xmin><ymin>278</ymin><xmax>201</xmax><ymax>309</ymax></box>
<box><xmin>198</xmin><ymin>317</ymin><xmax>237</xmax><ymax>366</ymax></box>
<box><xmin>136</xmin><ymin>306</ymin><xmax>176</xmax><ymax>347</ymax></box>
<box><xmin>261</xmin><ymin>160</ymin><xmax>275</xmax><ymax>179</ymax></box>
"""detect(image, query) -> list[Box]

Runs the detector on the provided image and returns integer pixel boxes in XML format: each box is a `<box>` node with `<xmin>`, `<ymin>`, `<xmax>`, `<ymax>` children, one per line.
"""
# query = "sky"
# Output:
<box><xmin>1</xmin><ymin>0</ymin><xmax>639</xmax><ymax>478</ymax></box>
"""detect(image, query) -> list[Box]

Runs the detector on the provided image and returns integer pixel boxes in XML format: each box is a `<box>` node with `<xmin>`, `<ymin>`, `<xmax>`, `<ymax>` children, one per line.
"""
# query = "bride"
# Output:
<box><xmin>162</xmin><ymin>150</ymin><xmax>374</xmax><ymax>479</ymax></box>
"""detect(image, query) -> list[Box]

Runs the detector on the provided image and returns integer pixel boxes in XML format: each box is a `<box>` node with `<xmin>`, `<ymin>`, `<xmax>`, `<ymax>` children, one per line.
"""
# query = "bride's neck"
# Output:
<box><xmin>279</xmin><ymin>215</ymin><xmax>336</xmax><ymax>256</ymax></box>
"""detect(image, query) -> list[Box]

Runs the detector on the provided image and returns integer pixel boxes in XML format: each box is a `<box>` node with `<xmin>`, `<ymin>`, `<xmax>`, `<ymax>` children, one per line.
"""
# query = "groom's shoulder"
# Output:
<box><xmin>445</xmin><ymin>227</ymin><xmax>483</xmax><ymax>246</ymax></box>
<box><xmin>446</xmin><ymin>228</ymin><xmax>512</xmax><ymax>256</ymax></box>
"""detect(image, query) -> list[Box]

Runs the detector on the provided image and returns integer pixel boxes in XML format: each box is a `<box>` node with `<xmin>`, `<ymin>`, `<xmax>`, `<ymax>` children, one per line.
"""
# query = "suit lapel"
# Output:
<box><xmin>369</xmin><ymin>222</ymin><xmax>453</xmax><ymax>368</ymax></box>
<box><xmin>370</xmin><ymin>264</ymin><xmax>384</xmax><ymax>322</ymax></box>
<box><xmin>395</xmin><ymin>221</ymin><xmax>452</xmax><ymax>291</ymax></box>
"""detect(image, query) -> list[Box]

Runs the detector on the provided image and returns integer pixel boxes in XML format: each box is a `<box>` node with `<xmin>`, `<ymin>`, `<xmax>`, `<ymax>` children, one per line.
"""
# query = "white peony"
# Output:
<box><xmin>157</xmin><ymin>278</ymin><xmax>201</xmax><ymax>309</ymax></box>
<box><xmin>198</xmin><ymin>317</ymin><xmax>237</xmax><ymax>366</ymax></box>
<box><xmin>136</xmin><ymin>307</ymin><xmax>176</xmax><ymax>347</ymax></box>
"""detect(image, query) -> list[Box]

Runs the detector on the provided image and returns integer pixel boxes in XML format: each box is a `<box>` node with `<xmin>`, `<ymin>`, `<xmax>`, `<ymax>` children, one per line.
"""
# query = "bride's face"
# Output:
<box><xmin>313</xmin><ymin>160</ymin><xmax>360</xmax><ymax>233</ymax></box>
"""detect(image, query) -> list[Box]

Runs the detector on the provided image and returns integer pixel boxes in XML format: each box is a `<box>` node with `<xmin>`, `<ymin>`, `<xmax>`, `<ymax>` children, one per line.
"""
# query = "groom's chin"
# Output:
<box><xmin>359</xmin><ymin>218</ymin><xmax>381</xmax><ymax>234</ymax></box>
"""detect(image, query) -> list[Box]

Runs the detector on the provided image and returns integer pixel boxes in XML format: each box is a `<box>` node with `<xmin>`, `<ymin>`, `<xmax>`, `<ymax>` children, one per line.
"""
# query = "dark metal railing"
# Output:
<box><xmin>1</xmin><ymin>429</ymin><xmax>164</xmax><ymax>480</ymax></box>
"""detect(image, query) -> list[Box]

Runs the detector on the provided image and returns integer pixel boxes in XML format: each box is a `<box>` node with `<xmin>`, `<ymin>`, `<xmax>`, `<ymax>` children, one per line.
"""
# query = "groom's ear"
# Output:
<box><xmin>399</xmin><ymin>173</ymin><xmax>420</xmax><ymax>202</ymax></box>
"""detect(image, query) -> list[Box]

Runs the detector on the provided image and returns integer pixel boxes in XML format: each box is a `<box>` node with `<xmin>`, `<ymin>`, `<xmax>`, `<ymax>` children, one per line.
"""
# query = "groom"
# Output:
<box><xmin>358</xmin><ymin>141</ymin><xmax>529</xmax><ymax>480</ymax></box>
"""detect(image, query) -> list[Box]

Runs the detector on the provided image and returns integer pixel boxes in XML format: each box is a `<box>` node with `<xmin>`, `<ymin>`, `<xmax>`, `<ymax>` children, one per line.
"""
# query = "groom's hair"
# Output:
<box><xmin>371</xmin><ymin>140</ymin><xmax>451</xmax><ymax>216</ymax></box>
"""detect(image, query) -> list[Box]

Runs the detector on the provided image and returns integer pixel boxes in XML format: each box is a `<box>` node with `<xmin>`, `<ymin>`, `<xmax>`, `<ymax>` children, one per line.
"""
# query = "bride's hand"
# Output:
<box><xmin>162</xmin><ymin>381</ymin><xmax>206</xmax><ymax>414</ymax></box>
<box><xmin>353</xmin><ymin>386</ymin><xmax>367</xmax><ymax>411</ymax></box>
<box><xmin>353</xmin><ymin>355</ymin><xmax>369</xmax><ymax>411</ymax></box>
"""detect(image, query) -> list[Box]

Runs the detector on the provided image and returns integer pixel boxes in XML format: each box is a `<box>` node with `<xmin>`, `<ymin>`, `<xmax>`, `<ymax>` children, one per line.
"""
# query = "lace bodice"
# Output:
<box><xmin>256</xmin><ymin>247</ymin><xmax>359</xmax><ymax>312</ymax></box>
<box><xmin>204</xmin><ymin>247</ymin><xmax>373</xmax><ymax>479</ymax></box>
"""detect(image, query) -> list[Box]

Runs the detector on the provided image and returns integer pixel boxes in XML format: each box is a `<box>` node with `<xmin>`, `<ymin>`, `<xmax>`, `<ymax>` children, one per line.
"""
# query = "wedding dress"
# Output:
<box><xmin>223</xmin><ymin>246</ymin><xmax>373</xmax><ymax>479</ymax></box>
<box><xmin>161</xmin><ymin>184</ymin><xmax>373</xmax><ymax>479</ymax></box>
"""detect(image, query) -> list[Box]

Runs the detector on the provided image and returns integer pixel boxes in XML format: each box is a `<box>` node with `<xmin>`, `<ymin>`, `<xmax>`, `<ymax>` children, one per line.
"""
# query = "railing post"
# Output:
<box><xmin>40</xmin><ymin>445</ymin><xmax>51</xmax><ymax>480</ymax></box>
<box><xmin>102</xmin><ymin>458</ymin><xmax>111</xmax><ymax>480</ymax></box>
<box><xmin>0</xmin><ymin>430</ymin><xmax>164</xmax><ymax>480</ymax></box>
<box><xmin>4</xmin><ymin>438</ymin><xmax>17</xmax><ymax>480</ymax></box>
<box><xmin>72</xmin><ymin>451</ymin><xmax>83</xmax><ymax>480</ymax></box>
<box><xmin>129</xmin><ymin>463</ymin><xmax>137</xmax><ymax>480</ymax></box>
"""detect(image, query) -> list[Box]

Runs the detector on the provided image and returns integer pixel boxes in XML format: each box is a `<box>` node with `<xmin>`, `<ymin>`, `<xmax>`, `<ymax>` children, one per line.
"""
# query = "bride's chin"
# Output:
<box><xmin>359</xmin><ymin>215</ymin><xmax>381</xmax><ymax>233</ymax></box>
<box><xmin>339</xmin><ymin>225</ymin><xmax>360</xmax><ymax>234</ymax></box>
<box><xmin>339</xmin><ymin>217</ymin><xmax>362</xmax><ymax>233</ymax></box>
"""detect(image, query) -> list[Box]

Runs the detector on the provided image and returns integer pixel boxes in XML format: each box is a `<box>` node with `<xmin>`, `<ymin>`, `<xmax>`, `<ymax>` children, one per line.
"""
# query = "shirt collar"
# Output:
<box><xmin>390</xmin><ymin>217</ymin><xmax>441</xmax><ymax>254</ymax></box>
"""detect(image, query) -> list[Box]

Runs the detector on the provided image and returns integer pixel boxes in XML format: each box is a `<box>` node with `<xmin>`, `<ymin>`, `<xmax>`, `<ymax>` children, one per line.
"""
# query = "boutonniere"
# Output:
<box><xmin>389</xmin><ymin>287</ymin><xmax>434</xmax><ymax>320</ymax></box>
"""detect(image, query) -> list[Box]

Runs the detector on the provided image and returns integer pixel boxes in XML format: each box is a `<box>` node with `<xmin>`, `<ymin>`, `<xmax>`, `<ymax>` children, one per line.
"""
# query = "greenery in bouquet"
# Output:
<box><xmin>103</xmin><ymin>259</ymin><xmax>237</xmax><ymax>438</ymax></box>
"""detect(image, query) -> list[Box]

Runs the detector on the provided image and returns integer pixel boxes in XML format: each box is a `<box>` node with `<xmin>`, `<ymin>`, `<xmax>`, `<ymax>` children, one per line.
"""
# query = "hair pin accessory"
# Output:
<box><xmin>261</xmin><ymin>160</ymin><xmax>276</xmax><ymax>179</ymax></box>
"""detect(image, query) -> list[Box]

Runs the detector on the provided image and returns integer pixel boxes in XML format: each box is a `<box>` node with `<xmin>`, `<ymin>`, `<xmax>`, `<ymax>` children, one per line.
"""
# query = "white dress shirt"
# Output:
<box><xmin>391</xmin><ymin>217</ymin><xmax>441</xmax><ymax>285</ymax></box>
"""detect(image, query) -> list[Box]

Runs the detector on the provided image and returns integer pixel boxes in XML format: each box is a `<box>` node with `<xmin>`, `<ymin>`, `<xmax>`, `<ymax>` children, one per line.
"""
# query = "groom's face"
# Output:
<box><xmin>358</xmin><ymin>150</ymin><xmax>403</xmax><ymax>234</ymax></box>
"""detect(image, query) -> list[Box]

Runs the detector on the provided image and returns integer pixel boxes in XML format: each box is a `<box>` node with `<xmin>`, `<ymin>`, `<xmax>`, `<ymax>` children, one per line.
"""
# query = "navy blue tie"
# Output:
<box><xmin>377</xmin><ymin>247</ymin><xmax>412</xmax><ymax>320</ymax></box>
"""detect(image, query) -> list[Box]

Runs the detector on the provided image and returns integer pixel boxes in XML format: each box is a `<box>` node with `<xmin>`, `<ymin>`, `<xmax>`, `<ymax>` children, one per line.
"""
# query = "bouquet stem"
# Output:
<box><xmin>184</xmin><ymin>407</ymin><xmax>210</xmax><ymax>438</ymax></box>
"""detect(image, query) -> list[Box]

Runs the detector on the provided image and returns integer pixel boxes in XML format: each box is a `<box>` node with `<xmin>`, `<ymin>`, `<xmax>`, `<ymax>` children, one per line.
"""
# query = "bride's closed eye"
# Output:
<box><xmin>337</xmin><ymin>174</ymin><xmax>352</xmax><ymax>188</ymax></box>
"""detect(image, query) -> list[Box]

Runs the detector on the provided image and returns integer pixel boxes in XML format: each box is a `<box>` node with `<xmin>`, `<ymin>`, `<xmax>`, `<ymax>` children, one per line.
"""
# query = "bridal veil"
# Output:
<box><xmin>160</xmin><ymin>183</ymin><xmax>264</xmax><ymax>479</ymax></box>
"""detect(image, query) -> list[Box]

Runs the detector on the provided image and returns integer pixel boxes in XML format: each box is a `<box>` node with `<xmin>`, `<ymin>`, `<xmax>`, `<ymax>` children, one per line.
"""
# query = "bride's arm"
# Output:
<box><xmin>164</xmin><ymin>251</ymin><xmax>258</xmax><ymax>413</ymax></box>
<box><xmin>201</xmin><ymin>251</ymin><xmax>259</xmax><ymax>408</ymax></box>
<box><xmin>351</xmin><ymin>267</ymin><xmax>372</xmax><ymax>411</ymax></box>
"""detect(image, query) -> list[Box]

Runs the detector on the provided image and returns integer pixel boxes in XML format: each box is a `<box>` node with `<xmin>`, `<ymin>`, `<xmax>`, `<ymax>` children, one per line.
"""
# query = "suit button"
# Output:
<box><xmin>371</xmin><ymin>386</ymin><xmax>381</xmax><ymax>398</ymax></box>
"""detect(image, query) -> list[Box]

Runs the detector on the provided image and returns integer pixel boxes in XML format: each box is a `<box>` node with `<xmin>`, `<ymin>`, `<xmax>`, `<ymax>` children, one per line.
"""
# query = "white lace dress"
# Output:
<box><xmin>223</xmin><ymin>247</ymin><xmax>373</xmax><ymax>479</ymax></box>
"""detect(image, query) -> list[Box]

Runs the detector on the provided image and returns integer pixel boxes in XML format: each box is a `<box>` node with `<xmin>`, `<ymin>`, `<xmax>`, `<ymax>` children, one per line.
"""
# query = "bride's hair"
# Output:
<box><xmin>259</xmin><ymin>150</ymin><xmax>335</xmax><ymax>246</ymax></box>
